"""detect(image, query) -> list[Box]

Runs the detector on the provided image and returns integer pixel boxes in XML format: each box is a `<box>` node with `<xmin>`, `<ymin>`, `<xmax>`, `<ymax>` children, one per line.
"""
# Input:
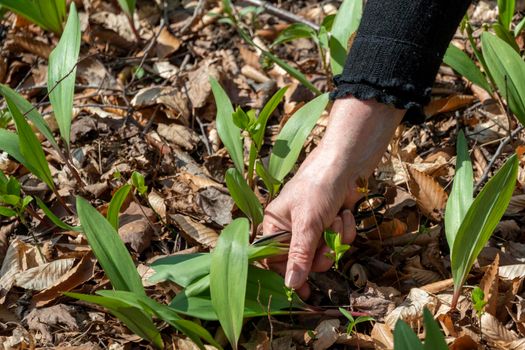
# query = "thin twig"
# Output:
<box><xmin>180</xmin><ymin>0</ymin><xmax>209</xmax><ymax>34</ymax></box>
<box><xmin>239</xmin><ymin>0</ymin><xmax>320</xmax><ymax>30</ymax></box>
<box><xmin>474</xmin><ymin>125</ymin><xmax>524</xmax><ymax>191</ymax></box>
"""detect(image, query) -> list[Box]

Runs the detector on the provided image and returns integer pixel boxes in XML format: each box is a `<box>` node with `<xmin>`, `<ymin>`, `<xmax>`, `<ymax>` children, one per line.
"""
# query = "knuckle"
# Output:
<box><xmin>288</xmin><ymin>246</ymin><xmax>313</xmax><ymax>265</ymax></box>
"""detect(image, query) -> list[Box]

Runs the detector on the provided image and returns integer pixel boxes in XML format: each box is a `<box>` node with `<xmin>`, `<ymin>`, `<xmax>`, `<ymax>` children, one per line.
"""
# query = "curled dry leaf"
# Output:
<box><xmin>499</xmin><ymin>264</ymin><xmax>525</xmax><ymax>280</ymax></box>
<box><xmin>424</xmin><ymin>95</ymin><xmax>476</xmax><ymax>117</ymax></box>
<box><xmin>169</xmin><ymin>214</ymin><xmax>219</xmax><ymax>248</ymax></box>
<box><xmin>370</xmin><ymin>323</ymin><xmax>394</xmax><ymax>350</ymax></box>
<box><xmin>157</xmin><ymin>123</ymin><xmax>201</xmax><ymax>151</ymax></box>
<box><xmin>15</xmin><ymin>258</ymin><xmax>75</xmax><ymax>291</ymax></box>
<box><xmin>156</xmin><ymin>27</ymin><xmax>182</xmax><ymax>58</ymax></box>
<box><xmin>384</xmin><ymin>288</ymin><xmax>436</xmax><ymax>329</ymax></box>
<box><xmin>313</xmin><ymin>319</ymin><xmax>340</xmax><ymax>350</ymax></box>
<box><xmin>407</xmin><ymin>166</ymin><xmax>448</xmax><ymax>221</ymax></box>
<box><xmin>481</xmin><ymin>312</ymin><xmax>519</xmax><ymax>343</ymax></box>
<box><xmin>480</xmin><ymin>254</ymin><xmax>500</xmax><ymax>316</ymax></box>
<box><xmin>24</xmin><ymin>304</ymin><xmax>78</xmax><ymax>343</ymax></box>
<box><xmin>148</xmin><ymin>190</ymin><xmax>167</xmax><ymax>221</ymax></box>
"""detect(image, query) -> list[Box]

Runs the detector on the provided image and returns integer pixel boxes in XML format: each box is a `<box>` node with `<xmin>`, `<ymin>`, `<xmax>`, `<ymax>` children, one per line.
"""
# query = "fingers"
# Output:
<box><xmin>341</xmin><ymin>209</ymin><xmax>357</xmax><ymax>244</ymax></box>
<box><xmin>285</xmin><ymin>214</ymin><xmax>323</xmax><ymax>290</ymax></box>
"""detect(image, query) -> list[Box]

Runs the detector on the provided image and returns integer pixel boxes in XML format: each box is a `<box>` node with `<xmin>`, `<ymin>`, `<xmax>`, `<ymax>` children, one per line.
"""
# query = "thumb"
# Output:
<box><xmin>285</xmin><ymin>216</ymin><xmax>322</xmax><ymax>289</ymax></box>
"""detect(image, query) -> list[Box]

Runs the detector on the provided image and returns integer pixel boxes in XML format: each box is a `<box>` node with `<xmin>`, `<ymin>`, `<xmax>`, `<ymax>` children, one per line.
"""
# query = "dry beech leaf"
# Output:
<box><xmin>157</xmin><ymin>123</ymin><xmax>201</xmax><ymax>151</ymax></box>
<box><xmin>15</xmin><ymin>258</ymin><xmax>75</xmax><ymax>291</ymax></box>
<box><xmin>506</xmin><ymin>194</ymin><xmax>525</xmax><ymax>215</ymax></box>
<box><xmin>156</xmin><ymin>27</ymin><xmax>182</xmax><ymax>58</ymax></box>
<box><xmin>169</xmin><ymin>214</ymin><xmax>219</xmax><ymax>248</ymax></box>
<box><xmin>424</xmin><ymin>95</ymin><xmax>476</xmax><ymax>117</ymax></box>
<box><xmin>24</xmin><ymin>304</ymin><xmax>78</xmax><ymax>343</ymax></box>
<box><xmin>118</xmin><ymin>202</ymin><xmax>155</xmax><ymax>253</ymax></box>
<box><xmin>481</xmin><ymin>313</ymin><xmax>519</xmax><ymax>342</ymax></box>
<box><xmin>384</xmin><ymin>288</ymin><xmax>436</xmax><ymax>329</ymax></box>
<box><xmin>499</xmin><ymin>264</ymin><xmax>525</xmax><ymax>280</ymax></box>
<box><xmin>480</xmin><ymin>254</ymin><xmax>500</xmax><ymax>316</ymax></box>
<box><xmin>0</xmin><ymin>239</ymin><xmax>34</xmax><ymax>303</ymax></box>
<box><xmin>313</xmin><ymin>319</ymin><xmax>340</xmax><ymax>350</ymax></box>
<box><xmin>33</xmin><ymin>254</ymin><xmax>96</xmax><ymax>307</ymax></box>
<box><xmin>148</xmin><ymin>190</ymin><xmax>167</xmax><ymax>221</ymax></box>
<box><xmin>370</xmin><ymin>323</ymin><xmax>394</xmax><ymax>349</ymax></box>
<box><xmin>450</xmin><ymin>335</ymin><xmax>479</xmax><ymax>350</ymax></box>
<box><xmin>407</xmin><ymin>166</ymin><xmax>448</xmax><ymax>221</ymax></box>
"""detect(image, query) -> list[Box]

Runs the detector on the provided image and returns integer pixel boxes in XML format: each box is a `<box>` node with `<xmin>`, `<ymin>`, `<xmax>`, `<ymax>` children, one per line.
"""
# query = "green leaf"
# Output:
<box><xmin>6</xmin><ymin>96</ymin><xmax>54</xmax><ymax>189</ymax></box>
<box><xmin>482</xmin><ymin>32</ymin><xmax>525</xmax><ymax>124</ymax></box>
<box><xmin>210</xmin><ymin>218</ymin><xmax>249</xmax><ymax>350</ymax></box>
<box><xmin>117</xmin><ymin>0</ymin><xmax>136</xmax><ymax>17</ymax></box>
<box><xmin>35</xmin><ymin>197</ymin><xmax>81</xmax><ymax>231</ymax></box>
<box><xmin>514</xmin><ymin>16</ymin><xmax>525</xmax><ymax>37</ymax></box>
<box><xmin>0</xmin><ymin>84</ymin><xmax>58</xmax><ymax>150</ymax></box>
<box><xmin>422</xmin><ymin>308</ymin><xmax>448</xmax><ymax>350</ymax></box>
<box><xmin>107</xmin><ymin>184</ymin><xmax>131</xmax><ymax>230</ymax></box>
<box><xmin>255</xmin><ymin>161</ymin><xmax>281</xmax><ymax>196</ymax></box>
<box><xmin>451</xmin><ymin>154</ymin><xmax>518</xmax><ymax>291</ymax></box>
<box><xmin>253</xmin><ymin>87</ymin><xmax>288</xmax><ymax>150</ymax></box>
<box><xmin>445</xmin><ymin>130</ymin><xmax>473</xmax><ymax>254</ymax></box>
<box><xmin>269</xmin><ymin>93</ymin><xmax>328</xmax><ymax>182</ymax></box>
<box><xmin>149</xmin><ymin>253</ymin><xmax>211</xmax><ymax>287</ymax></box>
<box><xmin>36</xmin><ymin>0</ymin><xmax>66</xmax><ymax>33</ymax></box>
<box><xmin>225</xmin><ymin>168</ymin><xmax>263</xmax><ymax>227</ymax></box>
<box><xmin>493</xmin><ymin>22</ymin><xmax>520</xmax><ymax>52</ymax></box>
<box><xmin>393</xmin><ymin>319</ymin><xmax>423</xmax><ymax>350</ymax></box>
<box><xmin>48</xmin><ymin>2</ymin><xmax>81</xmax><ymax>147</ymax></box>
<box><xmin>0</xmin><ymin>206</ymin><xmax>16</xmax><ymax>217</ymax></box>
<box><xmin>272</xmin><ymin>23</ymin><xmax>316</xmax><ymax>47</ymax></box>
<box><xmin>320</xmin><ymin>14</ymin><xmax>336</xmax><ymax>32</ymax></box>
<box><xmin>329</xmin><ymin>0</ymin><xmax>362</xmax><ymax>75</ymax></box>
<box><xmin>131</xmin><ymin>171</ymin><xmax>147</xmax><ymax>195</ymax></box>
<box><xmin>210</xmin><ymin>77</ymin><xmax>244</xmax><ymax>173</ymax></box>
<box><xmin>498</xmin><ymin>0</ymin><xmax>515</xmax><ymax>30</ymax></box>
<box><xmin>232</xmin><ymin>107</ymin><xmax>251</xmax><ymax>130</ymax></box>
<box><xmin>0</xmin><ymin>129</ymin><xmax>34</xmax><ymax>174</ymax></box>
<box><xmin>76</xmin><ymin>196</ymin><xmax>145</xmax><ymax>295</ymax></box>
<box><xmin>0</xmin><ymin>194</ymin><xmax>19</xmax><ymax>206</ymax></box>
<box><xmin>471</xmin><ymin>286</ymin><xmax>487</xmax><ymax>315</ymax></box>
<box><xmin>65</xmin><ymin>292</ymin><xmax>163</xmax><ymax>349</ymax></box>
<box><xmin>0</xmin><ymin>0</ymin><xmax>64</xmax><ymax>32</ymax></box>
<box><xmin>443</xmin><ymin>45</ymin><xmax>492</xmax><ymax>93</ymax></box>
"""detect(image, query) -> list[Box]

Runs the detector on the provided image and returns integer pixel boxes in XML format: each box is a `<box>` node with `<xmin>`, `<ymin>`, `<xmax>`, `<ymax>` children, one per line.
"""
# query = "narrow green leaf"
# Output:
<box><xmin>210</xmin><ymin>218</ymin><xmax>249</xmax><ymax>350</ymax></box>
<box><xmin>0</xmin><ymin>0</ymin><xmax>52</xmax><ymax>32</ymax></box>
<box><xmin>451</xmin><ymin>154</ymin><xmax>518</xmax><ymax>290</ymax></box>
<box><xmin>443</xmin><ymin>45</ymin><xmax>492</xmax><ymax>93</ymax></box>
<box><xmin>131</xmin><ymin>171</ymin><xmax>147</xmax><ymax>195</ymax></box>
<box><xmin>253</xmin><ymin>87</ymin><xmax>288</xmax><ymax>149</ymax></box>
<box><xmin>393</xmin><ymin>320</ymin><xmax>424</xmax><ymax>350</ymax></box>
<box><xmin>330</xmin><ymin>0</ymin><xmax>363</xmax><ymax>75</ymax></box>
<box><xmin>107</xmin><ymin>184</ymin><xmax>131</xmax><ymax>230</ymax></box>
<box><xmin>225</xmin><ymin>168</ymin><xmax>263</xmax><ymax>227</ymax></box>
<box><xmin>493</xmin><ymin>22</ymin><xmax>520</xmax><ymax>52</ymax></box>
<box><xmin>35</xmin><ymin>197</ymin><xmax>81</xmax><ymax>232</ymax></box>
<box><xmin>0</xmin><ymin>206</ymin><xmax>16</xmax><ymax>217</ymax></box>
<box><xmin>422</xmin><ymin>309</ymin><xmax>448</xmax><ymax>350</ymax></box>
<box><xmin>482</xmin><ymin>32</ymin><xmax>525</xmax><ymax>124</ymax></box>
<box><xmin>0</xmin><ymin>129</ymin><xmax>35</xmax><ymax>174</ymax></box>
<box><xmin>255</xmin><ymin>160</ymin><xmax>281</xmax><ymax>196</ymax></box>
<box><xmin>210</xmin><ymin>77</ymin><xmax>244</xmax><ymax>173</ymax></box>
<box><xmin>498</xmin><ymin>0</ymin><xmax>515</xmax><ymax>30</ymax></box>
<box><xmin>445</xmin><ymin>130</ymin><xmax>473</xmax><ymax>253</ymax></box>
<box><xmin>65</xmin><ymin>292</ymin><xmax>163</xmax><ymax>349</ymax></box>
<box><xmin>149</xmin><ymin>253</ymin><xmax>211</xmax><ymax>286</ymax></box>
<box><xmin>117</xmin><ymin>0</ymin><xmax>136</xmax><ymax>17</ymax></box>
<box><xmin>6</xmin><ymin>96</ymin><xmax>54</xmax><ymax>189</ymax></box>
<box><xmin>0</xmin><ymin>84</ymin><xmax>58</xmax><ymax>150</ymax></box>
<box><xmin>269</xmin><ymin>93</ymin><xmax>328</xmax><ymax>182</ymax></box>
<box><xmin>272</xmin><ymin>23</ymin><xmax>316</xmax><ymax>47</ymax></box>
<box><xmin>48</xmin><ymin>2</ymin><xmax>81</xmax><ymax>147</ymax></box>
<box><xmin>36</xmin><ymin>0</ymin><xmax>65</xmax><ymax>33</ymax></box>
<box><xmin>76</xmin><ymin>196</ymin><xmax>145</xmax><ymax>295</ymax></box>
<box><xmin>514</xmin><ymin>16</ymin><xmax>525</xmax><ymax>37</ymax></box>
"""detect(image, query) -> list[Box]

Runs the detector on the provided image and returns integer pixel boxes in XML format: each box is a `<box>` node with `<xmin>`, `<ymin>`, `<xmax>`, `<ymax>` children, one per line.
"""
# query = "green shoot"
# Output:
<box><xmin>339</xmin><ymin>307</ymin><xmax>374</xmax><ymax>335</ymax></box>
<box><xmin>324</xmin><ymin>229</ymin><xmax>350</xmax><ymax>269</ymax></box>
<box><xmin>471</xmin><ymin>286</ymin><xmax>487</xmax><ymax>318</ymax></box>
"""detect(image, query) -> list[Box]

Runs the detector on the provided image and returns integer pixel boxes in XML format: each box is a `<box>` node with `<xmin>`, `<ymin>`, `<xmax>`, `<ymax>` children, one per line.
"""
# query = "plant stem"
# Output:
<box><xmin>127</xmin><ymin>15</ymin><xmax>141</xmax><ymax>42</ymax></box>
<box><xmin>52</xmin><ymin>186</ymin><xmax>75</xmax><ymax>216</ymax></box>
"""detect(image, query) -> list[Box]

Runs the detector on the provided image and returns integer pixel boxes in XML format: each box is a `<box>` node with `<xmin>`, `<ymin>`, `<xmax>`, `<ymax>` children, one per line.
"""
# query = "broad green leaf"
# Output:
<box><xmin>269</xmin><ymin>93</ymin><xmax>328</xmax><ymax>182</ymax></box>
<box><xmin>422</xmin><ymin>309</ymin><xmax>448</xmax><ymax>350</ymax></box>
<box><xmin>210</xmin><ymin>77</ymin><xmax>244</xmax><ymax>173</ymax></box>
<box><xmin>0</xmin><ymin>206</ymin><xmax>16</xmax><ymax>217</ymax></box>
<box><xmin>232</xmin><ymin>107</ymin><xmax>250</xmax><ymax>130</ymax></box>
<box><xmin>65</xmin><ymin>292</ymin><xmax>163</xmax><ymax>349</ymax></box>
<box><xmin>0</xmin><ymin>0</ymin><xmax>64</xmax><ymax>32</ymax></box>
<box><xmin>443</xmin><ymin>45</ymin><xmax>492</xmax><ymax>93</ymax></box>
<box><xmin>225</xmin><ymin>168</ymin><xmax>263</xmax><ymax>227</ymax></box>
<box><xmin>117</xmin><ymin>0</ymin><xmax>136</xmax><ymax>17</ymax></box>
<box><xmin>210</xmin><ymin>218</ymin><xmax>249</xmax><ymax>349</ymax></box>
<box><xmin>0</xmin><ymin>129</ymin><xmax>35</xmax><ymax>174</ymax></box>
<box><xmin>35</xmin><ymin>197</ymin><xmax>81</xmax><ymax>231</ymax></box>
<box><xmin>498</xmin><ymin>0</ymin><xmax>515</xmax><ymax>30</ymax></box>
<box><xmin>493</xmin><ymin>22</ymin><xmax>520</xmax><ymax>52</ymax></box>
<box><xmin>393</xmin><ymin>320</ymin><xmax>423</xmax><ymax>350</ymax></box>
<box><xmin>0</xmin><ymin>85</ymin><xmax>58</xmax><ymax>150</ymax></box>
<box><xmin>0</xmin><ymin>194</ymin><xmax>19</xmax><ymax>206</ymax></box>
<box><xmin>107</xmin><ymin>184</ymin><xmax>131</xmax><ymax>230</ymax></box>
<box><xmin>482</xmin><ymin>32</ymin><xmax>525</xmax><ymax>124</ymax></box>
<box><xmin>253</xmin><ymin>87</ymin><xmax>288</xmax><ymax>150</ymax></box>
<box><xmin>451</xmin><ymin>154</ymin><xmax>518</xmax><ymax>290</ymax></box>
<box><xmin>272</xmin><ymin>23</ymin><xmax>316</xmax><ymax>47</ymax></box>
<box><xmin>149</xmin><ymin>253</ymin><xmax>211</xmax><ymax>287</ymax></box>
<box><xmin>445</xmin><ymin>130</ymin><xmax>473</xmax><ymax>253</ymax></box>
<box><xmin>76</xmin><ymin>196</ymin><xmax>145</xmax><ymax>295</ymax></box>
<box><xmin>48</xmin><ymin>2</ymin><xmax>81</xmax><ymax>147</ymax></box>
<box><xmin>36</xmin><ymin>0</ymin><xmax>66</xmax><ymax>33</ymax></box>
<box><xmin>330</xmin><ymin>0</ymin><xmax>362</xmax><ymax>75</ymax></box>
<box><xmin>255</xmin><ymin>160</ymin><xmax>281</xmax><ymax>196</ymax></box>
<box><xmin>6</xmin><ymin>96</ymin><xmax>54</xmax><ymax>189</ymax></box>
<box><xmin>471</xmin><ymin>286</ymin><xmax>487</xmax><ymax>315</ymax></box>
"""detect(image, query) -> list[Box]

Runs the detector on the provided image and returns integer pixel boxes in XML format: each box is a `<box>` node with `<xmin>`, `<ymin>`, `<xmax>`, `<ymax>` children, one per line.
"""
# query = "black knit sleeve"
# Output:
<box><xmin>330</xmin><ymin>0</ymin><xmax>471</xmax><ymax>123</ymax></box>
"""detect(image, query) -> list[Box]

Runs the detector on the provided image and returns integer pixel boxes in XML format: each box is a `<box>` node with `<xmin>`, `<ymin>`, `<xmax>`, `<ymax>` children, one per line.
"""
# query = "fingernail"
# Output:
<box><xmin>285</xmin><ymin>269</ymin><xmax>305</xmax><ymax>289</ymax></box>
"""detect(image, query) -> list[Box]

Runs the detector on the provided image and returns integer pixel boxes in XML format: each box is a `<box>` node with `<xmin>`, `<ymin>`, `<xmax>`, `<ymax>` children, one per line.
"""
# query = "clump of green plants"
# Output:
<box><xmin>393</xmin><ymin>308</ymin><xmax>448</xmax><ymax>350</ymax></box>
<box><xmin>0</xmin><ymin>0</ymin><xmax>66</xmax><ymax>33</ymax></box>
<box><xmin>339</xmin><ymin>307</ymin><xmax>374</xmax><ymax>335</ymax></box>
<box><xmin>445</xmin><ymin>131</ymin><xmax>517</xmax><ymax>308</ymax></box>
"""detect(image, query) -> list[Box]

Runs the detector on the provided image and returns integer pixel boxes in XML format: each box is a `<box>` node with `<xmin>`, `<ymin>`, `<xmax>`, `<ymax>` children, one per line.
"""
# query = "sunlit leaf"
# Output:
<box><xmin>269</xmin><ymin>93</ymin><xmax>328</xmax><ymax>182</ymax></box>
<box><xmin>272</xmin><ymin>23</ymin><xmax>316</xmax><ymax>47</ymax></box>
<box><xmin>35</xmin><ymin>197</ymin><xmax>81</xmax><ymax>232</ymax></box>
<box><xmin>0</xmin><ymin>0</ymin><xmax>65</xmax><ymax>32</ymax></box>
<box><xmin>330</xmin><ymin>0</ymin><xmax>362</xmax><ymax>75</ymax></box>
<box><xmin>107</xmin><ymin>184</ymin><xmax>132</xmax><ymax>230</ymax></box>
<box><xmin>225</xmin><ymin>168</ymin><xmax>263</xmax><ymax>227</ymax></box>
<box><xmin>498</xmin><ymin>0</ymin><xmax>515</xmax><ymax>30</ymax></box>
<box><xmin>443</xmin><ymin>45</ymin><xmax>491</xmax><ymax>93</ymax></box>
<box><xmin>48</xmin><ymin>2</ymin><xmax>81</xmax><ymax>147</ymax></box>
<box><xmin>422</xmin><ymin>309</ymin><xmax>448</xmax><ymax>350</ymax></box>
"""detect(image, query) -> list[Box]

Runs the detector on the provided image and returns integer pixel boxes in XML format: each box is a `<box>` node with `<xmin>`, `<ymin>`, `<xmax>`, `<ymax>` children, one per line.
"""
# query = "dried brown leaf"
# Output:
<box><xmin>15</xmin><ymin>258</ymin><xmax>75</xmax><ymax>291</ymax></box>
<box><xmin>480</xmin><ymin>254</ymin><xmax>500</xmax><ymax>316</ymax></box>
<box><xmin>424</xmin><ymin>95</ymin><xmax>476</xmax><ymax>117</ymax></box>
<box><xmin>499</xmin><ymin>264</ymin><xmax>525</xmax><ymax>280</ymax></box>
<box><xmin>385</xmin><ymin>288</ymin><xmax>436</xmax><ymax>329</ymax></box>
<box><xmin>407</xmin><ymin>167</ymin><xmax>448</xmax><ymax>221</ymax></box>
<box><xmin>313</xmin><ymin>319</ymin><xmax>340</xmax><ymax>350</ymax></box>
<box><xmin>370</xmin><ymin>323</ymin><xmax>394</xmax><ymax>349</ymax></box>
<box><xmin>156</xmin><ymin>27</ymin><xmax>182</xmax><ymax>58</ymax></box>
<box><xmin>118</xmin><ymin>202</ymin><xmax>155</xmax><ymax>253</ymax></box>
<box><xmin>169</xmin><ymin>214</ymin><xmax>219</xmax><ymax>248</ymax></box>
<box><xmin>481</xmin><ymin>313</ymin><xmax>519</xmax><ymax>342</ymax></box>
<box><xmin>157</xmin><ymin>123</ymin><xmax>201</xmax><ymax>151</ymax></box>
<box><xmin>24</xmin><ymin>304</ymin><xmax>78</xmax><ymax>343</ymax></box>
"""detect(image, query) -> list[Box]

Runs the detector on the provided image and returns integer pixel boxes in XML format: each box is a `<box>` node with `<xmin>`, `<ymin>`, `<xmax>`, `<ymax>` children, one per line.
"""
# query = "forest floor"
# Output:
<box><xmin>0</xmin><ymin>0</ymin><xmax>525</xmax><ymax>349</ymax></box>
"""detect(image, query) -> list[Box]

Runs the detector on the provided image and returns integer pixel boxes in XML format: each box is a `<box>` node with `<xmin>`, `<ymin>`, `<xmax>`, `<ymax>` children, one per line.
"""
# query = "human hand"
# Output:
<box><xmin>262</xmin><ymin>96</ymin><xmax>405</xmax><ymax>298</ymax></box>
